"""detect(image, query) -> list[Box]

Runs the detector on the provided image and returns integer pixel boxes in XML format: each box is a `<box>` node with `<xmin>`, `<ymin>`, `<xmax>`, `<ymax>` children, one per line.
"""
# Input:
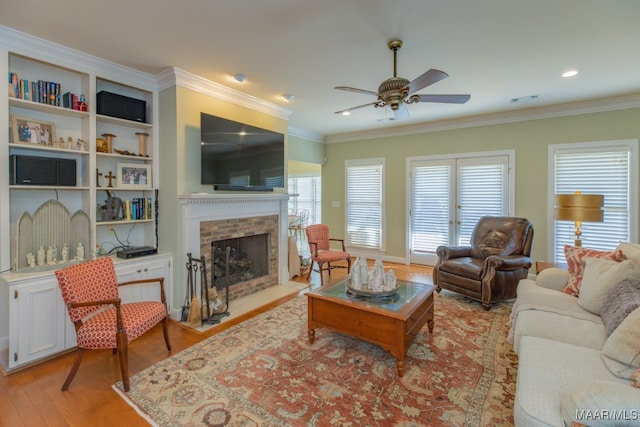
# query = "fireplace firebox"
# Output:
<box><xmin>211</xmin><ymin>233</ymin><xmax>270</xmax><ymax>287</ymax></box>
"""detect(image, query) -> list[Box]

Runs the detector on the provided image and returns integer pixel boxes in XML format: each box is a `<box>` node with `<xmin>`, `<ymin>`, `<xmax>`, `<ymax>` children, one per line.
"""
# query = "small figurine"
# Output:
<box><xmin>76</xmin><ymin>242</ymin><xmax>85</xmax><ymax>260</ymax></box>
<box><xmin>26</xmin><ymin>252</ymin><xmax>36</xmax><ymax>268</ymax></box>
<box><xmin>67</xmin><ymin>136</ymin><xmax>73</xmax><ymax>150</ymax></box>
<box><xmin>46</xmin><ymin>245</ymin><xmax>56</xmax><ymax>265</ymax></box>
<box><xmin>37</xmin><ymin>245</ymin><xmax>45</xmax><ymax>266</ymax></box>
<box><xmin>61</xmin><ymin>243</ymin><xmax>69</xmax><ymax>263</ymax></box>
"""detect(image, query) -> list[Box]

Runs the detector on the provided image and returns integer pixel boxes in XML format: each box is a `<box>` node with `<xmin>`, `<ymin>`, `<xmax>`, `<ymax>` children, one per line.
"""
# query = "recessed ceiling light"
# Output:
<box><xmin>562</xmin><ymin>70</ymin><xmax>579</xmax><ymax>78</ymax></box>
<box><xmin>341</xmin><ymin>111</ymin><xmax>351</xmax><ymax>116</ymax></box>
<box><xmin>232</xmin><ymin>73</ymin><xmax>247</xmax><ymax>83</ymax></box>
<box><xmin>281</xmin><ymin>94</ymin><xmax>295</xmax><ymax>102</ymax></box>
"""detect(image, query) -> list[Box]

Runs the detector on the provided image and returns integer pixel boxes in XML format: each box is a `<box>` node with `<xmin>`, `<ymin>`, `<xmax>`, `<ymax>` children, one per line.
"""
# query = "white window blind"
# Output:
<box><xmin>346</xmin><ymin>159</ymin><xmax>384</xmax><ymax>250</ymax></box>
<box><xmin>411</xmin><ymin>162</ymin><xmax>452</xmax><ymax>253</ymax></box>
<box><xmin>457</xmin><ymin>158</ymin><xmax>507</xmax><ymax>245</ymax></box>
<box><xmin>552</xmin><ymin>143</ymin><xmax>635</xmax><ymax>262</ymax></box>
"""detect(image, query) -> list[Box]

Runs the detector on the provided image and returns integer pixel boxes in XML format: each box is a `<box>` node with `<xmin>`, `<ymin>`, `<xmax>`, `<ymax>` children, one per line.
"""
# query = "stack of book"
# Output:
<box><xmin>8</xmin><ymin>72</ymin><xmax>87</xmax><ymax>111</ymax></box>
<box><xmin>123</xmin><ymin>198</ymin><xmax>153</xmax><ymax>221</ymax></box>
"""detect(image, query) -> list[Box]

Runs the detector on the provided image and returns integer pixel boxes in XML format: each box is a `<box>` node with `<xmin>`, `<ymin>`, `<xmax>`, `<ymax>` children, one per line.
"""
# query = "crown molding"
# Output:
<box><xmin>287</xmin><ymin>126</ymin><xmax>324</xmax><ymax>142</ymax></box>
<box><xmin>0</xmin><ymin>25</ymin><xmax>156</xmax><ymax>91</ymax></box>
<box><xmin>325</xmin><ymin>93</ymin><xmax>640</xmax><ymax>144</ymax></box>
<box><xmin>157</xmin><ymin>67</ymin><xmax>292</xmax><ymax>121</ymax></box>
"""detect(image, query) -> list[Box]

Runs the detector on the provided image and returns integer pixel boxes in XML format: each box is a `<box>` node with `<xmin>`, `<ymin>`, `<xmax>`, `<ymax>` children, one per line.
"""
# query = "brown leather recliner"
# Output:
<box><xmin>433</xmin><ymin>216</ymin><xmax>534</xmax><ymax>310</ymax></box>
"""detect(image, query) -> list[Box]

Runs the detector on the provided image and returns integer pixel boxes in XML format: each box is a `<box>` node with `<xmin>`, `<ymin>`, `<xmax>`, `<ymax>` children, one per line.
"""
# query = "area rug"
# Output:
<box><xmin>114</xmin><ymin>291</ymin><xmax>517</xmax><ymax>426</ymax></box>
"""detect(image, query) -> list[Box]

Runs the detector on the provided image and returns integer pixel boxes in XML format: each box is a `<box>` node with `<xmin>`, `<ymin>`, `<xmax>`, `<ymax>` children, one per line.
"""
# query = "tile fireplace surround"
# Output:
<box><xmin>179</xmin><ymin>193</ymin><xmax>291</xmax><ymax>313</ymax></box>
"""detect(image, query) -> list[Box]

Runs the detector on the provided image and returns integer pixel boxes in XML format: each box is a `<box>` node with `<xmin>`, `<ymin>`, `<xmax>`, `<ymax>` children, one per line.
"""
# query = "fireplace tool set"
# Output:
<box><xmin>182</xmin><ymin>252</ymin><xmax>229</xmax><ymax>328</ymax></box>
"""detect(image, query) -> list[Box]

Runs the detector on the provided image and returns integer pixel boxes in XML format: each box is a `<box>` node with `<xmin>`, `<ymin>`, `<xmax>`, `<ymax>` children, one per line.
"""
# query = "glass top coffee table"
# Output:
<box><xmin>306</xmin><ymin>277</ymin><xmax>435</xmax><ymax>377</ymax></box>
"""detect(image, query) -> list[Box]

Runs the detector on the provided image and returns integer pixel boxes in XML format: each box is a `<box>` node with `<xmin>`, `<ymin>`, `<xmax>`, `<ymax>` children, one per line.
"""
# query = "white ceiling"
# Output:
<box><xmin>1</xmin><ymin>0</ymin><xmax>639</xmax><ymax>141</ymax></box>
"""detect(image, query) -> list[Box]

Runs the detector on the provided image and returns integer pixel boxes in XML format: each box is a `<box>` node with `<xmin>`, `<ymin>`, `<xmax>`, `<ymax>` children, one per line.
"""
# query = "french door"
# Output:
<box><xmin>408</xmin><ymin>152</ymin><xmax>513</xmax><ymax>265</ymax></box>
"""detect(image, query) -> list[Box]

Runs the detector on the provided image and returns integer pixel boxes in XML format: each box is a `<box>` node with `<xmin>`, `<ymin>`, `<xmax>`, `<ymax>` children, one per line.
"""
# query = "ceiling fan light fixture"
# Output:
<box><xmin>341</xmin><ymin>111</ymin><xmax>351</xmax><ymax>116</ymax></box>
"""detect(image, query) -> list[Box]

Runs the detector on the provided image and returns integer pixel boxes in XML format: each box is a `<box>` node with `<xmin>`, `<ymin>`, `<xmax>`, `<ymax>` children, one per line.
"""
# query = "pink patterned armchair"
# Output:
<box><xmin>306</xmin><ymin>224</ymin><xmax>351</xmax><ymax>285</ymax></box>
<box><xmin>55</xmin><ymin>257</ymin><xmax>171</xmax><ymax>392</ymax></box>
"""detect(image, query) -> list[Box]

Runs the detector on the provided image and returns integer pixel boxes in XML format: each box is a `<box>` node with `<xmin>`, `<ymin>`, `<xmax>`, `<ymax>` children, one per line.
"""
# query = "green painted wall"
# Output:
<box><xmin>322</xmin><ymin>108</ymin><xmax>640</xmax><ymax>263</ymax></box>
<box><xmin>288</xmin><ymin>134</ymin><xmax>325</xmax><ymax>164</ymax></box>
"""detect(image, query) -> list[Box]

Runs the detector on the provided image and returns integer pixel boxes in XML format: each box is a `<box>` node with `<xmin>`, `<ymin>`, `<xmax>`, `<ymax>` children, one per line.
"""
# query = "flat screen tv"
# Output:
<box><xmin>200</xmin><ymin>113</ymin><xmax>285</xmax><ymax>191</ymax></box>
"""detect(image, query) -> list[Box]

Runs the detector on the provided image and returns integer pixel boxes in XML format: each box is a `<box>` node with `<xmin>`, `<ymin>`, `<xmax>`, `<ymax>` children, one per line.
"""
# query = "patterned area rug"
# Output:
<box><xmin>114</xmin><ymin>291</ymin><xmax>517</xmax><ymax>426</ymax></box>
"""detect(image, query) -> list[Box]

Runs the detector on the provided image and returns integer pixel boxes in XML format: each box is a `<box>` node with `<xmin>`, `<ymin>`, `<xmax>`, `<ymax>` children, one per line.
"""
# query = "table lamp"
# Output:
<box><xmin>555</xmin><ymin>191</ymin><xmax>604</xmax><ymax>247</ymax></box>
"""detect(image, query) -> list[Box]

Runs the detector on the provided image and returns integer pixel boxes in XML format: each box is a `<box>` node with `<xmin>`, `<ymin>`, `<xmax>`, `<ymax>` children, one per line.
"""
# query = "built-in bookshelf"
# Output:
<box><xmin>0</xmin><ymin>25</ymin><xmax>170</xmax><ymax>373</ymax></box>
<box><xmin>2</xmin><ymin>51</ymin><xmax>158</xmax><ymax>270</ymax></box>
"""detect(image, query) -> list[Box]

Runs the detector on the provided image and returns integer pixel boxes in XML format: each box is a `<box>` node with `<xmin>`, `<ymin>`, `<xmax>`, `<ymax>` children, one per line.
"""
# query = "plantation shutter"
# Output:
<box><xmin>457</xmin><ymin>157</ymin><xmax>507</xmax><ymax>245</ymax></box>
<box><xmin>411</xmin><ymin>161</ymin><xmax>452</xmax><ymax>253</ymax></box>
<box><xmin>553</xmin><ymin>145</ymin><xmax>632</xmax><ymax>262</ymax></box>
<box><xmin>346</xmin><ymin>159</ymin><xmax>384</xmax><ymax>250</ymax></box>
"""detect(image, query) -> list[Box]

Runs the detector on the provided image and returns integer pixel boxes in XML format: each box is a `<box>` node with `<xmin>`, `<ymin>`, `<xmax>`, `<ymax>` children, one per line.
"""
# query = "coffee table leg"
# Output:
<box><xmin>308</xmin><ymin>328</ymin><xmax>316</xmax><ymax>344</ymax></box>
<box><xmin>428</xmin><ymin>319</ymin><xmax>434</xmax><ymax>333</ymax></box>
<box><xmin>396</xmin><ymin>359</ymin><xmax>406</xmax><ymax>377</ymax></box>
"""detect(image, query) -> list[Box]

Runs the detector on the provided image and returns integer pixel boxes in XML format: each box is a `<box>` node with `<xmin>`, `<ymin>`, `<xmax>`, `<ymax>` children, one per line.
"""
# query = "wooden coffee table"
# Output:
<box><xmin>306</xmin><ymin>277</ymin><xmax>434</xmax><ymax>377</ymax></box>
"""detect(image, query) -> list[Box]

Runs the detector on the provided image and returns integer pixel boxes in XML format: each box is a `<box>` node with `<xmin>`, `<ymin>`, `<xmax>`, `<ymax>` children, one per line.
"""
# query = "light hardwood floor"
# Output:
<box><xmin>0</xmin><ymin>261</ymin><xmax>433</xmax><ymax>426</ymax></box>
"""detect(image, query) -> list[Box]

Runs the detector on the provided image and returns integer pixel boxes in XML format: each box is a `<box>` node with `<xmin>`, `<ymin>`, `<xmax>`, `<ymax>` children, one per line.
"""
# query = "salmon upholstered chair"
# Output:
<box><xmin>305</xmin><ymin>224</ymin><xmax>351</xmax><ymax>285</ymax></box>
<box><xmin>55</xmin><ymin>256</ymin><xmax>171</xmax><ymax>392</ymax></box>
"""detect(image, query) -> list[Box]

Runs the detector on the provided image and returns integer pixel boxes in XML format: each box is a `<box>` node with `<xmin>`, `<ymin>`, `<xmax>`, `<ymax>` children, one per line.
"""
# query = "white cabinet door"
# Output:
<box><xmin>10</xmin><ymin>276</ymin><xmax>67</xmax><ymax>369</ymax></box>
<box><xmin>114</xmin><ymin>255</ymin><xmax>171</xmax><ymax>308</ymax></box>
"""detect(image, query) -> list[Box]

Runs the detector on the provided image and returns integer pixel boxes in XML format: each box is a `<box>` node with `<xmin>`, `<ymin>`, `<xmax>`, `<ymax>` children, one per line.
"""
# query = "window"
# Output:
<box><xmin>408</xmin><ymin>151</ymin><xmax>513</xmax><ymax>265</ymax></box>
<box><xmin>288</xmin><ymin>175</ymin><xmax>321</xmax><ymax>224</ymax></box>
<box><xmin>549</xmin><ymin>140</ymin><xmax>638</xmax><ymax>262</ymax></box>
<box><xmin>346</xmin><ymin>158</ymin><xmax>384</xmax><ymax>251</ymax></box>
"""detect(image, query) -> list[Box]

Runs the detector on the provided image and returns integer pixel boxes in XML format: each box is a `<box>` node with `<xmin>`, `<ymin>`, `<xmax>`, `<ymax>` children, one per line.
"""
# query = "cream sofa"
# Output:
<box><xmin>509</xmin><ymin>244</ymin><xmax>640</xmax><ymax>427</ymax></box>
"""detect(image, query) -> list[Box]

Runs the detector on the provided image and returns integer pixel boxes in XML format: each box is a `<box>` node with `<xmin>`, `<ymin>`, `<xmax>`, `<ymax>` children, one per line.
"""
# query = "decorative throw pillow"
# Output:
<box><xmin>617</xmin><ymin>242</ymin><xmax>640</xmax><ymax>267</ymax></box>
<box><xmin>601</xmin><ymin>307</ymin><xmax>640</xmax><ymax>379</ymax></box>
<box><xmin>562</xmin><ymin>245</ymin><xmax>626</xmax><ymax>297</ymax></box>
<box><xmin>601</xmin><ymin>279</ymin><xmax>640</xmax><ymax>336</ymax></box>
<box><xmin>578</xmin><ymin>258</ymin><xmax>640</xmax><ymax>315</ymax></box>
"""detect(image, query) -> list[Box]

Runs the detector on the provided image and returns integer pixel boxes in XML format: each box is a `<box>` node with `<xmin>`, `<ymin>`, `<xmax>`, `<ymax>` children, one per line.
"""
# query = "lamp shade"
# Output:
<box><xmin>555</xmin><ymin>194</ymin><xmax>604</xmax><ymax>222</ymax></box>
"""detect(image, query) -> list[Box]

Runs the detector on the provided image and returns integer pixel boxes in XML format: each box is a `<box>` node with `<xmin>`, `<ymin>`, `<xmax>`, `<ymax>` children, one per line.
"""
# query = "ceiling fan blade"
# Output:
<box><xmin>335</xmin><ymin>101</ymin><xmax>381</xmax><ymax>115</ymax></box>
<box><xmin>407</xmin><ymin>69</ymin><xmax>449</xmax><ymax>95</ymax></box>
<box><xmin>393</xmin><ymin>103</ymin><xmax>409</xmax><ymax>120</ymax></box>
<box><xmin>335</xmin><ymin>86</ymin><xmax>379</xmax><ymax>96</ymax></box>
<box><xmin>415</xmin><ymin>94</ymin><xmax>471</xmax><ymax>104</ymax></box>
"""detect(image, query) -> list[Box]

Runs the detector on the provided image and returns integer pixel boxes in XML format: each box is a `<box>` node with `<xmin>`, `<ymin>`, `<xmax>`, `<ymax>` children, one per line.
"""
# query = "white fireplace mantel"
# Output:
<box><xmin>179</xmin><ymin>192</ymin><xmax>291</xmax><ymax>284</ymax></box>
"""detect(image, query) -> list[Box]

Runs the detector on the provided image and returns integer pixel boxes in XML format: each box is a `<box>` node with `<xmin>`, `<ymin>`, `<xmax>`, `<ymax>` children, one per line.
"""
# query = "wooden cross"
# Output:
<box><xmin>105</xmin><ymin>171</ymin><xmax>116</xmax><ymax>188</ymax></box>
<box><xmin>96</xmin><ymin>168</ymin><xmax>103</xmax><ymax>187</ymax></box>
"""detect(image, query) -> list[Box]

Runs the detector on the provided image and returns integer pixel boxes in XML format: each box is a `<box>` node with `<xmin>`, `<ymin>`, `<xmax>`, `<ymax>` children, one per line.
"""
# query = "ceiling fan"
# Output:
<box><xmin>335</xmin><ymin>40</ymin><xmax>470</xmax><ymax>120</ymax></box>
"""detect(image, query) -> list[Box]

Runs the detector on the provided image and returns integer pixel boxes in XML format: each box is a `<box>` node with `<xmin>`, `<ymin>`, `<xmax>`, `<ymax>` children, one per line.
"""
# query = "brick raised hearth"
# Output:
<box><xmin>180</xmin><ymin>193</ymin><xmax>290</xmax><ymax>304</ymax></box>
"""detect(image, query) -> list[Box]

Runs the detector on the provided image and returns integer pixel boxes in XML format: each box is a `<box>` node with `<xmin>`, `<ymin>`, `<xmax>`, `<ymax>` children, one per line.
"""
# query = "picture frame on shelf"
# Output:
<box><xmin>10</xmin><ymin>115</ymin><xmax>56</xmax><ymax>146</ymax></box>
<box><xmin>116</xmin><ymin>163</ymin><xmax>152</xmax><ymax>189</ymax></box>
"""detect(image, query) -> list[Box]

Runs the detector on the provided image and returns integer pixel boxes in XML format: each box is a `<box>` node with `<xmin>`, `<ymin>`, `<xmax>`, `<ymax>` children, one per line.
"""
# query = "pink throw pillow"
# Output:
<box><xmin>562</xmin><ymin>245</ymin><xmax>626</xmax><ymax>297</ymax></box>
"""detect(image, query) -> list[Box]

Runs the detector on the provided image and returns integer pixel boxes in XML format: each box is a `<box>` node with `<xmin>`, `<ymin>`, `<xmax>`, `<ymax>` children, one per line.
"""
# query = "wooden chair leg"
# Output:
<box><xmin>318</xmin><ymin>262</ymin><xmax>325</xmax><ymax>286</ymax></box>
<box><xmin>116</xmin><ymin>331</ymin><xmax>130</xmax><ymax>392</ymax></box>
<box><xmin>61</xmin><ymin>348</ymin><xmax>85</xmax><ymax>391</ymax></box>
<box><xmin>162</xmin><ymin>317</ymin><xmax>172</xmax><ymax>351</ymax></box>
<box><xmin>307</xmin><ymin>261</ymin><xmax>314</xmax><ymax>281</ymax></box>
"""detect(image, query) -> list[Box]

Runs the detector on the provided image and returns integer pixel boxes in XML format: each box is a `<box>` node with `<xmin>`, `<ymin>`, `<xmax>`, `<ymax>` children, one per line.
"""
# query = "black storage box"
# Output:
<box><xmin>97</xmin><ymin>91</ymin><xmax>146</xmax><ymax>123</ymax></box>
<box><xmin>10</xmin><ymin>155</ymin><xmax>76</xmax><ymax>186</ymax></box>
